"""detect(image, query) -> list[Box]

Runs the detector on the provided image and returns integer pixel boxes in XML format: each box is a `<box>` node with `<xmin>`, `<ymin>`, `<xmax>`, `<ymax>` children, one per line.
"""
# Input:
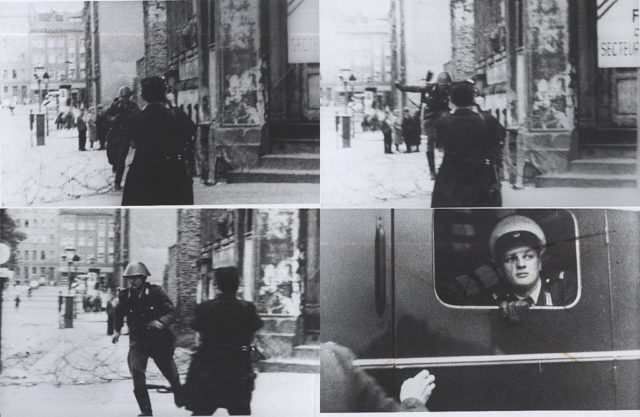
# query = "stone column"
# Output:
<box><xmin>450</xmin><ymin>0</ymin><xmax>476</xmax><ymax>80</ymax></box>
<box><xmin>522</xmin><ymin>0</ymin><xmax>574</xmax><ymax>173</ymax></box>
<box><xmin>213</xmin><ymin>0</ymin><xmax>267</xmax><ymax>169</ymax></box>
<box><xmin>175</xmin><ymin>209</ymin><xmax>202</xmax><ymax>342</ymax></box>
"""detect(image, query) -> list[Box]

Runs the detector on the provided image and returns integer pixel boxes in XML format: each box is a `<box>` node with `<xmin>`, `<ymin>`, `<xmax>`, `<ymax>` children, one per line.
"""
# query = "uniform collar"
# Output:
<box><xmin>514</xmin><ymin>278</ymin><xmax>542</xmax><ymax>304</ymax></box>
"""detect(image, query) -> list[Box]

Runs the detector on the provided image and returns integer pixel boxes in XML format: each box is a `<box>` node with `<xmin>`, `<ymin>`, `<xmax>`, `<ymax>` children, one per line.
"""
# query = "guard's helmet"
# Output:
<box><xmin>118</xmin><ymin>86</ymin><xmax>133</xmax><ymax>98</ymax></box>
<box><xmin>436</xmin><ymin>71</ymin><xmax>452</xmax><ymax>85</ymax></box>
<box><xmin>489</xmin><ymin>215</ymin><xmax>546</xmax><ymax>260</ymax></box>
<box><xmin>122</xmin><ymin>261</ymin><xmax>151</xmax><ymax>278</ymax></box>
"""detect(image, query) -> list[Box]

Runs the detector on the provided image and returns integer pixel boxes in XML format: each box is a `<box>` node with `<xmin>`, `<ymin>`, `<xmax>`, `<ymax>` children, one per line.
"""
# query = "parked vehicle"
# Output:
<box><xmin>321</xmin><ymin>209</ymin><xmax>640</xmax><ymax>411</ymax></box>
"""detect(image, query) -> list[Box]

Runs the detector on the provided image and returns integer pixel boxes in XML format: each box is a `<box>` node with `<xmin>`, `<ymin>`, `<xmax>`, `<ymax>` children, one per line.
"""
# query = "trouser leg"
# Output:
<box><xmin>128</xmin><ymin>344</ymin><xmax>152</xmax><ymax>415</ymax></box>
<box><xmin>152</xmin><ymin>348</ymin><xmax>183</xmax><ymax>407</ymax></box>
<box><xmin>226</xmin><ymin>403</ymin><xmax>251</xmax><ymax>416</ymax></box>
<box><xmin>115</xmin><ymin>142</ymin><xmax>129</xmax><ymax>187</ymax></box>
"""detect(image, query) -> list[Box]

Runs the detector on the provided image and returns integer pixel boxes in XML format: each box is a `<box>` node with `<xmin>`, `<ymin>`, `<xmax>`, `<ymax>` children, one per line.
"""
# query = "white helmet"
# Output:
<box><xmin>489</xmin><ymin>215</ymin><xmax>546</xmax><ymax>260</ymax></box>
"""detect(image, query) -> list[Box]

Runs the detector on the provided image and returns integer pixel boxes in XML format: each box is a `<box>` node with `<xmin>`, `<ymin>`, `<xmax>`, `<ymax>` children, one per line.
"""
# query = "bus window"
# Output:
<box><xmin>433</xmin><ymin>209</ymin><xmax>580</xmax><ymax>309</ymax></box>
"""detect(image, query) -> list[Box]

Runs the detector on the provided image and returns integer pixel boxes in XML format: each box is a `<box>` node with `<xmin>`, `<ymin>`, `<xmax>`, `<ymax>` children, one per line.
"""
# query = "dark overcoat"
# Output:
<box><xmin>431</xmin><ymin>108</ymin><xmax>505</xmax><ymax>207</ymax></box>
<box><xmin>121</xmin><ymin>104</ymin><xmax>195</xmax><ymax>206</ymax></box>
<box><xmin>184</xmin><ymin>294</ymin><xmax>263</xmax><ymax>412</ymax></box>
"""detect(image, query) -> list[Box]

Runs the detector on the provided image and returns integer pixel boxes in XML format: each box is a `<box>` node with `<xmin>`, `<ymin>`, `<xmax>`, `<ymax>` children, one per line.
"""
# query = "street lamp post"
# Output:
<box><xmin>61</xmin><ymin>247</ymin><xmax>80</xmax><ymax>328</ymax></box>
<box><xmin>43</xmin><ymin>72</ymin><xmax>50</xmax><ymax>135</ymax></box>
<box><xmin>339</xmin><ymin>69</ymin><xmax>356</xmax><ymax>148</ymax></box>
<box><xmin>33</xmin><ymin>66</ymin><xmax>44</xmax><ymax>113</ymax></box>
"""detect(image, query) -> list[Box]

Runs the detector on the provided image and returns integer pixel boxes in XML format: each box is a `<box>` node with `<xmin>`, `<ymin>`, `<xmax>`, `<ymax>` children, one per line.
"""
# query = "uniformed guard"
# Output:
<box><xmin>112</xmin><ymin>261</ymin><xmax>183</xmax><ymax>416</ymax></box>
<box><xmin>184</xmin><ymin>266</ymin><xmax>263</xmax><ymax>416</ymax></box>
<box><xmin>105</xmin><ymin>85</ymin><xmax>140</xmax><ymax>190</ymax></box>
<box><xmin>488</xmin><ymin>215</ymin><xmax>577</xmax><ymax>321</ymax></box>
<box><xmin>395</xmin><ymin>71</ymin><xmax>451</xmax><ymax>173</ymax></box>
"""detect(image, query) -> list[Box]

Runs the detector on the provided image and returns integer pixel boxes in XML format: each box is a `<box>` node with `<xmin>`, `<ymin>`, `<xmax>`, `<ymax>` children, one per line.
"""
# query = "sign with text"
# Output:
<box><xmin>597</xmin><ymin>0</ymin><xmax>640</xmax><ymax>67</ymax></box>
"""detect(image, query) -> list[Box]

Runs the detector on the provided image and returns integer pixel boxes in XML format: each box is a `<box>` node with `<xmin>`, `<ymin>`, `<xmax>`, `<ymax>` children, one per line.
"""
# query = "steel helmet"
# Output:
<box><xmin>436</xmin><ymin>71</ymin><xmax>452</xmax><ymax>85</ymax></box>
<box><xmin>122</xmin><ymin>261</ymin><xmax>151</xmax><ymax>278</ymax></box>
<box><xmin>118</xmin><ymin>85</ymin><xmax>133</xmax><ymax>98</ymax></box>
<box><xmin>489</xmin><ymin>215</ymin><xmax>546</xmax><ymax>260</ymax></box>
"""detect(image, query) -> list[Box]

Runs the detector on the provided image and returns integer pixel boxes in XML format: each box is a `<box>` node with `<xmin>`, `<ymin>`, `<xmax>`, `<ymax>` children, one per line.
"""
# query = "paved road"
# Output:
<box><xmin>1</xmin><ymin>105</ymin><xmax>114</xmax><ymax>206</ymax></box>
<box><xmin>0</xmin><ymin>285</ymin><xmax>318</xmax><ymax>416</ymax></box>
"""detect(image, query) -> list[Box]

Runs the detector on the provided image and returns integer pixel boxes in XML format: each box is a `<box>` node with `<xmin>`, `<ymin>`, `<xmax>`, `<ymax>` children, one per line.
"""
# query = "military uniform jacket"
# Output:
<box><xmin>114</xmin><ymin>283</ymin><xmax>175</xmax><ymax>345</ymax></box>
<box><xmin>105</xmin><ymin>100</ymin><xmax>140</xmax><ymax>144</ymax></box>
<box><xmin>493</xmin><ymin>272</ymin><xmax>578</xmax><ymax>307</ymax></box>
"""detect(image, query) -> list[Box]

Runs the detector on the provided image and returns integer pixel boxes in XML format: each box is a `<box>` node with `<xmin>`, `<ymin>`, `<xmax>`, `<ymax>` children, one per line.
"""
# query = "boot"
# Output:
<box><xmin>171</xmin><ymin>379</ymin><xmax>184</xmax><ymax>408</ymax></box>
<box><xmin>133</xmin><ymin>389</ymin><xmax>153</xmax><ymax>416</ymax></box>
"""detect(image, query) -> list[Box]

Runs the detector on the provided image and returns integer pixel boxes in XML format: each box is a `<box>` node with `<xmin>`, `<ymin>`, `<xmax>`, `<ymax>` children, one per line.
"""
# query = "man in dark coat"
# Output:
<box><xmin>431</xmin><ymin>81</ymin><xmax>506</xmax><ymax>207</ymax></box>
<box><xmin>105</xmin><ymin>86</ymin><xmax>139</xmax><ymax>190</ymax></box>
<box><xmin>96</xmin><ymin>105</ymin><xmax>107</xmax><ymax>150</ymax></box>
<box><xmin>121</xmin><ymin>77</ymin><xmax>195</xmax><ymax>206</ymax></box>
<box><xmin>184</xmin><ymin>266</ymin><xmax>263</xmax><ymax>416</ymax></box>
<box><xmin>112</xmin><ymin>262</ymin><xmax>183</xmax><ymax>416</ymax></box>
<box><xmin>381</xmin><ymin>112</ymin><xmax>393</xmax><ymax>154</ymax></box>
<box><xmin>76</xmin><ymin>108</ymin><xmax>87</xmax><ymax>151</ymax></box>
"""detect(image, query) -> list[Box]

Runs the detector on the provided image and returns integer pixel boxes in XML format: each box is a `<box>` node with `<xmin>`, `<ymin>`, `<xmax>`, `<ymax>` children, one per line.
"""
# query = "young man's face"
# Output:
<box><xmin>500</xmin><ymin>245</ymin><xmax>542</xmax><ymax>289</ymax></box>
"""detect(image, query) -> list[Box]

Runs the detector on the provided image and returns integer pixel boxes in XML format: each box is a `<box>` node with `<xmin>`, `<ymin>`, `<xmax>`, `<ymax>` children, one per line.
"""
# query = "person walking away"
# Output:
<box><xmin>431</xmin><ymin>81</ymin><xmax>506</xmax><ymax>207</ymax></box>
<box><xmin>65</xmin><ymin>110</ymin><xmax>74</xmax><ymax>129</ymax></box>
<box><xmin>121</xmin><ymin>77</ymin><xmax>195</xmax><ymax>205</ymax></box>
<box><xmin>96</xmin><ymin>105</ymin><xmax>107</xmax><ymax>150</ymax></box>
<box><xmin>381</xmin><ymin>112</ymin><xmax>393</xmax><ymax>154</ymax></box>
<box><xmin>184</xmin><ymin>266</ymin><xmax>263</xmax><ymax>416</ymax></box>
<box><xmin>77</xmin><ymin>108</ymin><xmax>87</xmax><ymax>151</ymax></box>
<box><xmin>392</xmin><ymin>109</ymin><xmax>404</xmax><ymax>152</ymax></box>
<box><xmin>87</xmin><ymin>107</ymin><xmax>97</xmax><ymax>149</ymax></box>
<box><xmin>14</xmin><ymin>295</ymin><xmax>20</xmax><ymax>310</ymax></box>
<box><xmin>106</xmin><ymin>86</ymin><xmax>140</xmax><ymax>190</ymax></box>
<box><xmin>106</xmin><ymin>293</ymin><xmax>117</xmax><ymax>335</ymax></box>
<box><xmin>112</xmin><ymin>262</ymin><xmax>183</xmax><ymax>416</ymax></box>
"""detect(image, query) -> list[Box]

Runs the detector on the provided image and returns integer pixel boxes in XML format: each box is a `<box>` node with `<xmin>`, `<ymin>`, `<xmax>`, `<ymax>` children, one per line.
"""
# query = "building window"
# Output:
<box><xmin>32</xmin><ymin>267</ymin><xmax>37</xmax><ymax>275</ymax></box>
<box><xmin>41</xmin><ymin>251</ymin><xmax>45</xmax><ymax>260</ymax></box>
<box><xmin>25</xmin><ymin>267</ymin><xmax>29</xmax><ymax>278</ymax></box>
<box><xmin>32</xmin><ymin>250</ymin><xmax>37</xmax><ymax>260</ymax></box>
<box><xmin>12</xmin><ymin>69</ymin><xmax>17</xmax><ymax>79</ymax></box>
<box><xmin>24</xmin><ymin>250</ymin><xmax>28</xmax><ymax>259</ymax></box>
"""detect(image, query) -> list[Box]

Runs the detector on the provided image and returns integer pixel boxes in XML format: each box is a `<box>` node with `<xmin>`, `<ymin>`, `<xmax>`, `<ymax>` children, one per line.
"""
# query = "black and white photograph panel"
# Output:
<box><xmin>0</xmin><ymin>208</ymin><xmax>319</xmax><ymax>416</ymax></box>
<box><xmin>320</xmin><ymin>0</ymin><xmax>640</xmax><ymax>208</ymax></box>
<box><xmin>321</xmin><ymin>209</ymin><xmax>640</xmax><ymax>412</ymax></box>
<box><xmin>0</xmin><ymin>0</ymin><xmax>320</xmax><ymax>207</ymax></box>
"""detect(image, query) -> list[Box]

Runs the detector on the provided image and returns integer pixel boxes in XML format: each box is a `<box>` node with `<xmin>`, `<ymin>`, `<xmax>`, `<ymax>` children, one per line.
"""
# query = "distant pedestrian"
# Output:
<box><xmin>392</xmin><ymin>109</ymin><xmax>404</xmax><ymax>152</ymax></box>
<box><xmin>381</xmin><ymin>112</ymin><xmax>393</xmax><ymax>154</ymax></box>
<box><xmin>87</xmin><ymin>107</ymin><xmax>97</xmax><ymax>149</ymax></box>
<box><xmin>121</xmin><ymin>77</ymin><xmax>195</xmax><ymax>205</ymax></box>
<box><xmin>106</xmin><ymin>294</ymin><xmax>117</xmax><ymax>336</ymax></box>
<box><xmin>77</xmin><ymin>108</ymin><xmax>87</xmax><ymax>151</ymax></box>
<box><xmin>106</xmin><ymin>86</ymin><xmax>139</xmax><ymax>190</ymax></box>
<box><xmin>184</xmin><ymin>266</ymin><xmax>263</xmax><ymax>416</ymax></box>
<box><xmin>96</xmin><ymin>105</ymin><xmax>107</xmax><ymax>150</ymax></box>
<box><xmin>58</xmin><ymin>291</ymin><xmax>63</xmax><ymax>312</ymax></box>
<box><xmin>65</xmin><ymin>110</ymin><xmax>74</xmax><ymax>129</ymax></box>
<box><xmin>14</xmin><ymin>295</ymin><xmax>20</xmax><ymax>310</ymax></box>
<box><xmin>55</xmin><ymin>112</ymin><xmax>64</xmax><ymax>130</ymax></box>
